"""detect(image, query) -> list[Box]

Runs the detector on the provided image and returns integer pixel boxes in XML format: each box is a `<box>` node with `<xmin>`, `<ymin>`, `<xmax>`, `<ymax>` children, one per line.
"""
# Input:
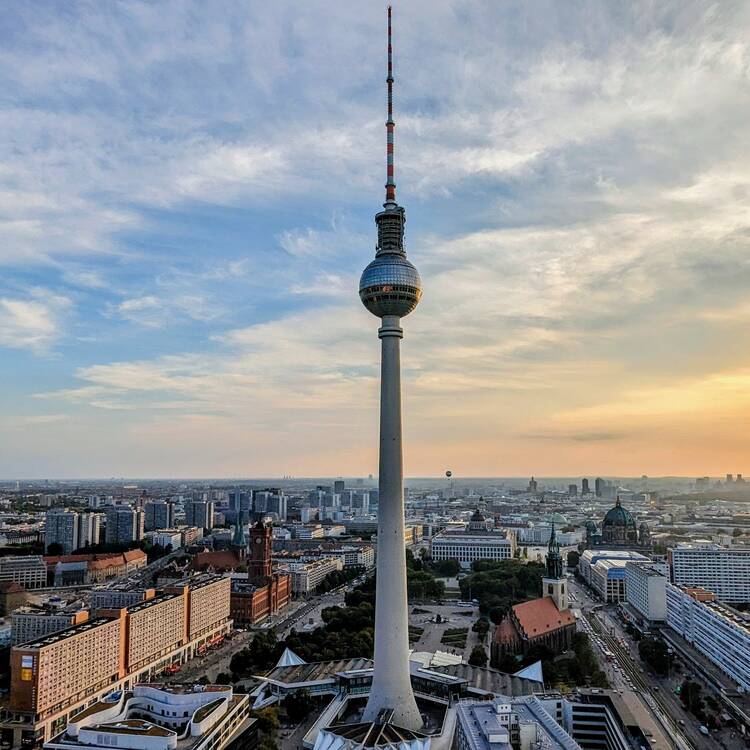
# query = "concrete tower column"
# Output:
<box><xmin>362</xmin><ymin>314</ymin><xmax>421</xmax><ymax>729</ymax></box>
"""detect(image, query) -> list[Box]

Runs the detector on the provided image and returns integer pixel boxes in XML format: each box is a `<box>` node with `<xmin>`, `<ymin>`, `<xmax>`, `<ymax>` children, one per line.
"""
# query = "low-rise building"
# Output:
<box><xmin>0</xmin><ymin>555</ymin><xmax>47</xmax><ymax>590</ymax></box>
<box><xmin>431</xmin><ymin>511</ymin><xmax>516</xmax><ymax>569</ymax></box>
<box><xmin>43</xmin><ymin>683</ymin><xmax>254</xmax><ymax>750</ymax></box>
<box><xmin>0</xmin><ymin>581</ymin><xmax>28</xmax><ymax>615</ymax></box>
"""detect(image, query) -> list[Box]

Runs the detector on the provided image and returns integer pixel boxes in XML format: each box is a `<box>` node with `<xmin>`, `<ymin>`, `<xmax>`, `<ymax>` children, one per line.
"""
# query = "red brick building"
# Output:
<box><xmin>230</xmin><ymin>521</ymin><xmax>291</xmax><ymax>627</ymax></box>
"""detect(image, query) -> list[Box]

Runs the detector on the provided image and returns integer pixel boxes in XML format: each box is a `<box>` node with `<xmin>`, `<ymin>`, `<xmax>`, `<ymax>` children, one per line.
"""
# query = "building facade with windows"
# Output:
<box><xmin>668</xmin><ymin>544</ymin><xmax>750</xmax><ymax>604</ymax></box>
<box><xmin>666</xmin><ymin>583</ymin><xmax>750</xmax><ymax>692</ymax></box>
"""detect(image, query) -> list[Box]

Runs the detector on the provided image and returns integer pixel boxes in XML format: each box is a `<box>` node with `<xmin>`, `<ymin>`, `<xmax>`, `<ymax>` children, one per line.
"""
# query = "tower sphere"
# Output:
<box><xmin>359</xmin><ymin>253</ymin><xmax>422</xmax><ymax>318</ymax></box>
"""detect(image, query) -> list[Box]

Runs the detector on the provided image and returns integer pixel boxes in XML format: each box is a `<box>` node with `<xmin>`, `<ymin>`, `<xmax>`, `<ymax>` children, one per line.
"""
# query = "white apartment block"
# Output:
<box><xmin>669</xmin><ymin>544</ymin><xmax>750</xmax><ymax>604</ymax></box>
<box><xmin>281</xmin><ymin>557</ymin><xmax>343</xmax><ymax>594</ymax></box>
<box><xmin>431</xmin><ymin>530</ymin><xmax>516</xmax><ymax>569</ymax></box>
<box><xmin>624</xmin><ymin>563</ymin><xmax>667</xmax><ymax>623</ymax></box>
<box><xmin>667</xmin><ymin>583</ymin><xmax>750</xmax><ymax>691</ymax></box>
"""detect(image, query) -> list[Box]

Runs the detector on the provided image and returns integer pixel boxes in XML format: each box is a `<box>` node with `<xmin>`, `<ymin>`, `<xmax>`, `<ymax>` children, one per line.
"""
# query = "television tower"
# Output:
<box><xmin>359</xmin><ymin>6</ymin><xmax>422</xmax><ymax>731</ymax></box>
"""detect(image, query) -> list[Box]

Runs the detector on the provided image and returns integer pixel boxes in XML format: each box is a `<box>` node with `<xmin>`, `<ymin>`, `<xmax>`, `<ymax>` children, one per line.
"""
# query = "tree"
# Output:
<box><xmin>283</xmin><ymin>689</ymin><xmax>313</xmax><ymax>724</ymax></box>
<box><xmin>638</xmin><ymin>638</ymin><xmax>670</xmax><ymax>676</ymax></box>
<box><xmin>566</xmin><ymin>550</ymin><xmax>580</xmax><ymax>568</ymax></box>
<box><xmin>215</xmin><ymin>672</ymin><xmax>232</xmax><ymax>684</ymax></box>
<box><xmin>733</xmin><ymin>528</ymin><xmax>743</xmax><ymax>537</ymax></box>
<box><xmin>472</xmin><ymin>617</ymin><xmax>490</xmax><ymax>642</ymax></box>
<box><xmin>434</xmin><ymin>558</ymin><xmax>460</xmax><ymax>577</ymax></box>
<box><xmin>468</xmin><ymin>645</ymin><xmax>488</xmax><ymax>667</ymax></box>
<box><xmin>46</xmin><ymin>542</ymin><xmax>64</xmax><ymax>556</ymax></box>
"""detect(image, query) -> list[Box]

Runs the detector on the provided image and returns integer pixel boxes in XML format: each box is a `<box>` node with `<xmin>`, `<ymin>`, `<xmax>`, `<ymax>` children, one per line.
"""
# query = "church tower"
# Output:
<box><xmin>542</xmin><ymin>523</ymin><xmax>568</xmax><ymax>611</ymax></box>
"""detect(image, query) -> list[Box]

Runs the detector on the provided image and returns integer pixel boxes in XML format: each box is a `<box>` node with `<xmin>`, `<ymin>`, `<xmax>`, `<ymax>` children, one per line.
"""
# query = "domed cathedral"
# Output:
<box><xmin>586</xmin><ymin>497</ymin><xmax>652</xmax><ymax>551</ymax></box>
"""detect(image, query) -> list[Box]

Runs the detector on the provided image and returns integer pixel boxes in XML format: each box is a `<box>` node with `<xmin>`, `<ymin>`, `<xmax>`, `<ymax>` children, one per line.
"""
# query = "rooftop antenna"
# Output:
<box><xmin>385</xmin><ymin>5</ymin><xmax>396</xmax><ymax>207</ymax></box>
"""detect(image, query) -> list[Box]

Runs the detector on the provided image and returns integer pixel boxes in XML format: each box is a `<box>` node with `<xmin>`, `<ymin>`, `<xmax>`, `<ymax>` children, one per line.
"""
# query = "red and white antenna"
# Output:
<box><xmin>385</xmin><ymin>5</ymin><xmax>396</xmax><ymax>206</ymax></box>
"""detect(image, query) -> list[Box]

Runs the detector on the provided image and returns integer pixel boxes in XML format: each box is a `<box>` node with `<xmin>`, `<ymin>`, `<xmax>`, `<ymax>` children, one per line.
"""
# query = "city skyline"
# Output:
<box><xmin>3</xmin><ymin>1</ymin><xmax>750</xmax><ymax>478</ymax></box>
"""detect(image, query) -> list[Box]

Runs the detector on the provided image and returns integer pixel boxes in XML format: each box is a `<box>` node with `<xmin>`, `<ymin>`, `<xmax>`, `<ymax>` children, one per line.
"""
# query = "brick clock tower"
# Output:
<box><xmin>249</xmin><ymin>521</ymin><xmax>272</xmax><ymax>583</ymax></box>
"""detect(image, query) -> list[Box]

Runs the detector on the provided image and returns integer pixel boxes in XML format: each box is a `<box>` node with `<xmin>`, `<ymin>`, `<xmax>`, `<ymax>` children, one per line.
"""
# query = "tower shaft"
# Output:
<box><xmin>362</xmin><ymin>315</ymin><xmax>421</xmax><ymax>729</ymax></box>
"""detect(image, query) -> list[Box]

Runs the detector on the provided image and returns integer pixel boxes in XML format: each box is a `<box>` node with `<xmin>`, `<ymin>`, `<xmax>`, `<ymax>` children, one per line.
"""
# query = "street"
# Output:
<box><xmin>569</xmin><ymin>576</ymin><xmax>746</xmax><ymax>750</ymax></box>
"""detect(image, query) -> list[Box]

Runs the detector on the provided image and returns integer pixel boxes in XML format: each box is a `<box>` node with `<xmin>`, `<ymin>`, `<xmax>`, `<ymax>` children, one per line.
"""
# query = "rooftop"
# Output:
<box><xmin>512</xmin><ymin>597</ymin><xmax>575</xmax><ymax>640</ymax></box>
<box><xmin>16</xmin><ymin>616</ymin><xmax>114</xmax><ymax>650</ymax></box>
<box><xmin>263</xmin><ymin>657</ymin><xmax>373</xmax><ymax>685</ymax></box>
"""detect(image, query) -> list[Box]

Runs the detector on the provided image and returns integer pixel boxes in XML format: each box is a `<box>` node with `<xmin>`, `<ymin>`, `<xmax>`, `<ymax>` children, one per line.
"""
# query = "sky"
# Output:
<box><xmin>1</xmin><ymin>1</ymin><xmax>750</xmax><ymax>479</ymax></box>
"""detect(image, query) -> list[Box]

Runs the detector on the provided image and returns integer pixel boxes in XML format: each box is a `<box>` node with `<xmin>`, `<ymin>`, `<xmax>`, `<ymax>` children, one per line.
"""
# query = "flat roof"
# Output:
<box><xmin>16</xmin><ymin>617</ymin><xmax>115</xmax><ymax>650</ymax></box>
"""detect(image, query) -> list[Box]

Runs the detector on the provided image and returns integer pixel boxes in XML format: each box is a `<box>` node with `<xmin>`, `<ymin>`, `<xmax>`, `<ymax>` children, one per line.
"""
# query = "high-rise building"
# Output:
<box><xmin>105</xmin><ymin>506</ymin><xmax>144</xmax><ymax>545</ymax></box>
<box><xmin>185</xmin><ymin>500</ymin><xmax>215</xmax><ymax>533</ymax></box>
<box><xmin>669</xmin><ymin>543</ymin><xmax>750</xmax><ymax>604</ymax></box>
<box><xmin>357</xmin><ymin>8</ymin><xmax>422</xmax><ymax>729</ymax></box>
<box><xmin>567</xmin><ymin>484</ymin><xmax>577</xmax><ymax>496</ymax></box>
<box><xmin>624</xmin><ymin>562</ymin><xmax>667</xmax><ymax>623</ymax></box>
<box><xmin>594</xmin><ymin>477</ymin><xmax>605</xmax><ymax>497</ymax></box>
<box><xmin>44</xmin><ymin>509</ymin><xmax>79</xmax><ymax>554</ymax></box>
<box><xmin>77</xmin><ymin>512</ymin><xmax>100</xmax><ymax>548</ymax></box>
<box><xmin>228</xmin><ymin>490</ymin><xmax>252</xmax><ymax>515</ymax></box>
<box><xmin>254</xmin><ymin>489</ymin><xmax>286</xmax><ymax>520</ymax></box>
<box><xmin>333</xmin><ymin>479</ymin><xmax>345</xmax><ymax>495</ymax></box>
<box><xmin>581</xmin><ymin>478</ymin><xmax>590</xmax><ymax>495</ymax></box>
<box><xmin>144</xmin><ymin>501</ymin><xmax>175</xmax><ymax>531</ymax></box>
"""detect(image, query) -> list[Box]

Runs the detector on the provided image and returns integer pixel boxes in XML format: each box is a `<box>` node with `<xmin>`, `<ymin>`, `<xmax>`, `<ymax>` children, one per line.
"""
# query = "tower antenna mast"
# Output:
<box><xmin>385</xmin><ymin>5</ymin><xmax>396</xmax><ymax>206</ymax></box>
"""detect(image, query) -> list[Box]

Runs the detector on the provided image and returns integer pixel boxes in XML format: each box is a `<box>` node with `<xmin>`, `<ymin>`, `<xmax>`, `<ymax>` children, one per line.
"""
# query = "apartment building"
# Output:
<box><xmin>183</xmin><ymin>575</ymin><xmax>231</xmax><ymax>640</ymax></box>
<box><xmin>10</xmin><ymin>618</ymin><xmax>125</xmax><ymax>730</ymax></box>
<box><xmin>11</xmin><ymin>605</ymin><xmax>89</xmax><ymax>646</ymax></box>
<box><xmin>280</xmin><ymin>557</ymin><xmax>343</xmax><ymax>595</ymax></box>
<box><xmin>105</xmin><ymin>507</ymin><xmax>144</xmax><ymax>545</ymax></box>
<box><xmin>624</xmin><ymin>563</ymin><xmax>667</xmax><ymax>624</ymax></box>
<box><xmin>0</xmin><ymin>556</ymin><xmax>47</xmax><ymax>590</ymax></box>
<box><xmin>669</xmin><ymin>544</ymin><xmax>750</xmax><ymax>604</ymax></box>
<box><xmin>144</xmin><ymin>501</ymin><xmax>175</xmax><ymax>531</ymax></box>
<box><xmin>44</xmin><ymin>510</ymin><xmax>79</xmax><ymax>555</ymax></box>
<box><xmin>666</xmin><ymin>583</ymin><xmax>750</xmax><ymax>691</ymax></box>
<box><xmin>5</xmin><ymin>575</ymin><xmax>233</xmax><ymax>747</ymax></box>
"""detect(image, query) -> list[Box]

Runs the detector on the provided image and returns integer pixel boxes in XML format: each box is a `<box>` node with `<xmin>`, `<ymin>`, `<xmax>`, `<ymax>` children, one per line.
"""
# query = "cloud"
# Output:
<box><xmin>0</xmin><ymin>291</ymin><xmax>71</xmax><ymax>352</ymax></box>
<box><xmin>5</xmin><ymin>1</ymin><xmax>750</xmax><ymax>475</ymax></box>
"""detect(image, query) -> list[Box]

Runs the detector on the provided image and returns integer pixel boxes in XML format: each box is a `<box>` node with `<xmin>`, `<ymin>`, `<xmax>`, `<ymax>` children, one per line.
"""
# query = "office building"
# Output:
<box><xmin>624</xmin><ymin>563</ymin><xmax>667</xmax><ymax>624</ymax></box>
<box><xmin>144</xmin><ymin>501</ymin><xmax>175</xmax><ymax>531</ymax></box>
<box><xmin>455</xmin><ymin>696</ymin><xmax>581</xmax><ymax>750</ymax></box>
<box><xmin>667</xmin><ymin>584</ymin><xmax>750</xmax><ymax>692</ymax></box>
<box><xmin>668</xmin><ymin>543</ymin><xmax>750</xmax><ymax>604</ymax></box>
<box><xmin>105</xmin><ymin>507</ymin><xmax>144</xmax><ymax>545</ymax></box>
<box><xmin>46</xmin><ymin>550</ymin><xmax>147</xmax><ymax>587</ymax></box>
<box><xmin>431</xmin><ymin>510</ymin><xmax>516</xmax><ymax>569</ymax></box>
<box><xmin>581</xmin><ymin>478</ymin><xmax>590</xmax><ymax>495</ymax></box>
<box><xmin>185</xmin><ymin>500</ymin><xmax>215</xmax><ymax>533</ymax></box>
<box><xmin>43</xmin><ymin>683</ymin><xmax>253</xmax><ymax>750</ymax></box>
<box><xmin>0</xmin><ymin>556</ymin><xmax>47</xmax><ymax>590</ymax></box>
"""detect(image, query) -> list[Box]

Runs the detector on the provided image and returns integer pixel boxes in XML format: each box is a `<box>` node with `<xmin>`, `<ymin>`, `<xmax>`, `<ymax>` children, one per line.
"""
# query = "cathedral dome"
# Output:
<box><xmin>602</xmin><ymin>497</ymin><xmax>636</xmax><ymax>530</ymax></box>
